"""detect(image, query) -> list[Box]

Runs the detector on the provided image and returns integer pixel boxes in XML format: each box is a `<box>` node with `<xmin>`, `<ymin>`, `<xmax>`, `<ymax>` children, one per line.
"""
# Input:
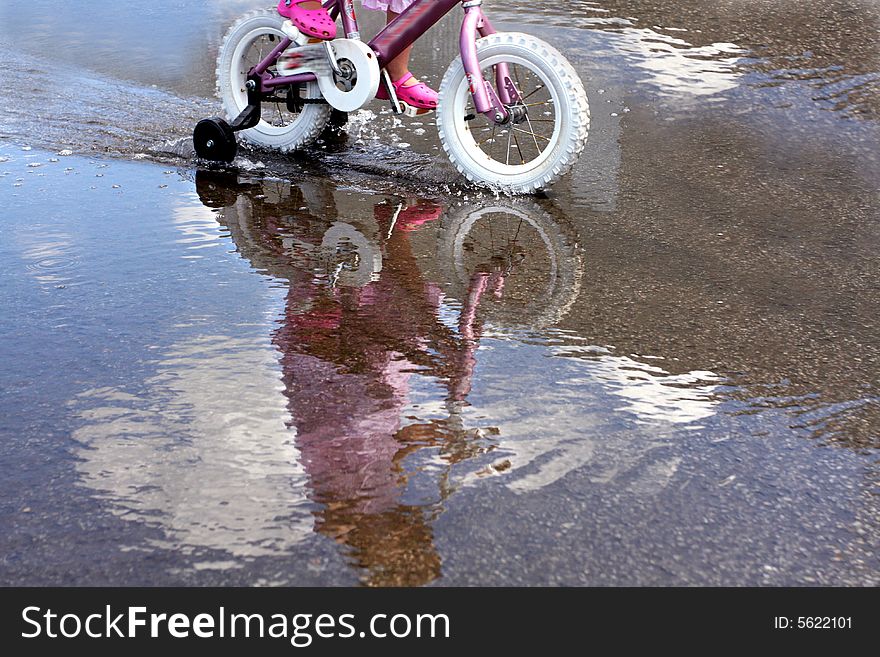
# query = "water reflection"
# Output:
<box><xmin>71</xmin><ymin>341</ymin><xmax>314</xmax><ymax>562</ymax></box>
<box><xmin>495</xmin><ymin>0</ymin><xmax>747</xmax><ymax>104</ymax></box>
<box><xmin>18</xmin><ymin>231</ymin><xmax>80</xmax><ymax>288</ymax></box>
<box><xmin>209</xmin><ymin>174</ymin><xmax>721</xmax><ymax>581</ymax></box>
<box><xmin>68</xmin><ymin>171</ymin><xmax>726</xmax><ymax>584</ymax></box>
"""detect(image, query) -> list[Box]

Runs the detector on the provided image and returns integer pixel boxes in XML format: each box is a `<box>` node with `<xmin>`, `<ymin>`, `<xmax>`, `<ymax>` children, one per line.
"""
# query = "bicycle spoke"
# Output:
<box><xmin>508</xmin><ymin>218</ymin><xmax>524</xmax><ymax>261</ymax></box>
<box><xmin>513</xmin><ymin>66</ymin><xmax>525</xmax><ymax>103</ymax></box>
<box><xmin>470</xmin><ymin>59</ymin><xmax>558</xmax><ymax>167</ymax></box>
<box><xmin>513</xmin><ymin>133</ymin><xmax>526</xmax><ymax>164</ymax></box>
<box><xmin>523</xmin><ymin>113</ymin><xmax>542</xmax><ymax>152</ymax></box>
<box><xmin>519</xmin><ymin>85</ymin><xmax>545</xmax><ymax>102</ymax></box>
<box><xmin>478</xmin><ymin>123</ymin><xmax>498</xmax><ymax>147</ymax></box>
<box><xmin>513</xmin><ymin>128</ymin><xmax>550</xmax><ymax>142</ymax></box>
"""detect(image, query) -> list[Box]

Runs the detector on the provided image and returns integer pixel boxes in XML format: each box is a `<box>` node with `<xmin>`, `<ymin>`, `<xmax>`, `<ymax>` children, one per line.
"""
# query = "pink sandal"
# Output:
<box><xmin>376</xmin><ymin>72</ymin><xmax>439</xmax><ymax>110</ymax></box>
<box><xmin>277</xmin><ymin>0</ymin><xmax>337</xmax><ymax>40</ymax></box>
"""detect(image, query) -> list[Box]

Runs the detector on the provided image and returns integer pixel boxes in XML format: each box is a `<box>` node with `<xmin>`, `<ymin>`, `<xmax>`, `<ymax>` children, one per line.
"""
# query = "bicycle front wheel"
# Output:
<box><xmin>437</xmin><ymin>33</ymin><xmax>589</xmax><ymax>193</ymax></box>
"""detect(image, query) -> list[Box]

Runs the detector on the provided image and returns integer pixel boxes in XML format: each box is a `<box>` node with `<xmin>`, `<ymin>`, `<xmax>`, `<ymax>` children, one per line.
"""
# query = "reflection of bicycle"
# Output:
<box><xmin>195</xmin><ymin>170</ymin><xmax>582</xmax><ymax>330</ymax></box>
<box><xmin>193</xmin><ymin>1</ymin><xmax>589</xmax><ymax>192</ymax></box>
<box><xmin>196</xmin><ymin>171</ymin><xmax>376</xmax><ymax>286</ymax></box>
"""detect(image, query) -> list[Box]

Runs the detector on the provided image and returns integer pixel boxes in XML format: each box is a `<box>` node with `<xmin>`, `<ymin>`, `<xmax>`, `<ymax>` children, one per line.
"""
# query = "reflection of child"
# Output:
<box><xmin>275</xmin><ymin>202</ymin><xmax>450</xmax><ymax>585</ymax></box>
<box><xmin>280</xmin><ymin>1</ymin><xmax>438</xmax><ymax>109</ymax></box>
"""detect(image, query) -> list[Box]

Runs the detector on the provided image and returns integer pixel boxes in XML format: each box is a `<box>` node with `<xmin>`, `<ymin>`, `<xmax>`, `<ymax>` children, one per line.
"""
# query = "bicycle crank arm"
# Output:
<box><xmin>381</xmin><ymin>69</ymin><xmax>403</xmax><ymax>115</ymax></box>
<box><xmin>321</xmin><ymin>41</ymin><xmax>343</xmax><ymax>77</ymax></box>
<box><xmin>277</xmin><ymin>44</ymin><xmax>332</xmax><ymax>77</ymax></box>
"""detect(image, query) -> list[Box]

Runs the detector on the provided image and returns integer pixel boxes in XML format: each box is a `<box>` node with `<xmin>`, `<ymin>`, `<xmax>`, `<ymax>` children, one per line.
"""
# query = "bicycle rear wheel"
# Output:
<box><xmin>216</xmin><ymin>9</ymin><xmax>331</xmax><ymax>152</ymax></box>
<box><xmin>437</xmin><ymin>33</ymin><xmax>589</xmax><ymax>193</ymax></box>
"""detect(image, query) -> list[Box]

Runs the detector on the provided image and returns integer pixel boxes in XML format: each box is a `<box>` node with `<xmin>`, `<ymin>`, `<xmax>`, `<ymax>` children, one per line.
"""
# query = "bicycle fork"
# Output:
<box><xmin>460</xmin><ymin>1</ymin><xmax>515</xmax><ymax>125</ymax></box>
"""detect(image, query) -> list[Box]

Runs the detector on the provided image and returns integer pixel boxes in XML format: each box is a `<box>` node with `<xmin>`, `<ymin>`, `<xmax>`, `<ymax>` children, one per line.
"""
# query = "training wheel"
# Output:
<box><xmin>193</xmin><ymin>118</ymin><xmax>238</xmax><ymax>163</ymax></box>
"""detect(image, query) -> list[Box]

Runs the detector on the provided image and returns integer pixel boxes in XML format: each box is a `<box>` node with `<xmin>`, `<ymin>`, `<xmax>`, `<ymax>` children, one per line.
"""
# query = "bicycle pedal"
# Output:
<box><xmin>399</xmin><ymin>102</ymin><xmax>434</xmax><ymax>119</ymax></box>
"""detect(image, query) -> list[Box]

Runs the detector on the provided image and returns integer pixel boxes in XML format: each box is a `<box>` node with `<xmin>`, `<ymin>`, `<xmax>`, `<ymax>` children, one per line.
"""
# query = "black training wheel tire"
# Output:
<box><xmin>193</xmin><ymin>118</ymin><xmax>238</xmax><ymax>163</ymax></box>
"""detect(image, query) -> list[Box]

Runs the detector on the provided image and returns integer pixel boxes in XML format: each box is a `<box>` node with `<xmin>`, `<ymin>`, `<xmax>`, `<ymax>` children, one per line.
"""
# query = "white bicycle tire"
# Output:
<box><xmin>216</xmin><ymin>9</ymin><xmax>331</xmax><ymax>152</ymax></box>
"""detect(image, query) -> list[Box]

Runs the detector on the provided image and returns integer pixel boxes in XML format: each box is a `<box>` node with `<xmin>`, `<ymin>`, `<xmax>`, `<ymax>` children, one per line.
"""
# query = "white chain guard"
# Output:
<box><xmin>278</xmin><ymin>37</ymin><xmax>380</xmax><ymax>113</ymax></box>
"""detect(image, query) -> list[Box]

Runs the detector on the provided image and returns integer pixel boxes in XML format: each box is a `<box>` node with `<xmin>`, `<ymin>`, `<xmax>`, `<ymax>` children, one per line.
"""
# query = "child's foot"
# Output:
<box><xmin>377</xmin><ymin>72</ymin><xmax>439</xmax><ymax>110</ymax></box>
<box><xmin>278</xmin><ymin>0</ymin><xmax>337</xmax><ymax>40</ymax></box>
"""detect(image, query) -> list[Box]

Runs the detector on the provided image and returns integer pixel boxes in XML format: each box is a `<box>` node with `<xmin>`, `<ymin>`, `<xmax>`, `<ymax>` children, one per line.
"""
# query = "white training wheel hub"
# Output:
<box><xmin>278</xmin><ymin>38</ymin><xmax>380</xmax><ymax>113</ymax></box>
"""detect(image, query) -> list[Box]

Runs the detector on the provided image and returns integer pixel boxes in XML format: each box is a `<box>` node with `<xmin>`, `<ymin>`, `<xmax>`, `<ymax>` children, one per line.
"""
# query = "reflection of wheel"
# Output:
<box><xmin>437</xmin><ymin>199</ymin><xmax>583</xmax><ymax>329</ymax></box>
<box><xmin>195</xmin><ymin>169</ymin><xmax>246</xmax><ymax>208</ymax></box>
<box><xmin>437</xmin><ymin>33</ymin><xmax>589</xmax><ymax>193</ymax></box>
<box><xmin>216</xmin><ymin>9</ymin><xmax>330</xmax><ymax>151</ymax></box>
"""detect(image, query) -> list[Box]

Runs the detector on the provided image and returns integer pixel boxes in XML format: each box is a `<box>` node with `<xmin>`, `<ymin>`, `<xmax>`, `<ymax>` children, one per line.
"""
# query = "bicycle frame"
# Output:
<box><xmin>261</xmin><ymin>0</ymin><xmax>511</xmax><ymax>122</ymax></box>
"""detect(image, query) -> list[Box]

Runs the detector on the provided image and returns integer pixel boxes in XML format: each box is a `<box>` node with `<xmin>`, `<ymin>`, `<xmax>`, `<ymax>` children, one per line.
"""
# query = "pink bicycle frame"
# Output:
<box><xmin>264</xmin><ymin>0</ymin><xmax>512</xmax><ymax>122</ymax></box>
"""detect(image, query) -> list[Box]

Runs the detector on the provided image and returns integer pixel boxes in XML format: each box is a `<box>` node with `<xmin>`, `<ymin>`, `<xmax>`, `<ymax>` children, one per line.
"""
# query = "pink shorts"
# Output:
<box><xmin>361</xmin><ymin>0</ymin><xmax>414</xmax><ymax>14</ymax></box>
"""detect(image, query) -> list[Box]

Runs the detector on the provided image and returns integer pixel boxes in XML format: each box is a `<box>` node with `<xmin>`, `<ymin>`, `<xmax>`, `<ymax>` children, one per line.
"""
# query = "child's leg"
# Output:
<box><xmin>385</xmin><ymin>11</ymin><xmax>417</xmax><ymax>86</ymax></box>
<box><xmin>376</xmin><ymin>8</ymin><xmax>438</xmax><ymax>109</ymax></box>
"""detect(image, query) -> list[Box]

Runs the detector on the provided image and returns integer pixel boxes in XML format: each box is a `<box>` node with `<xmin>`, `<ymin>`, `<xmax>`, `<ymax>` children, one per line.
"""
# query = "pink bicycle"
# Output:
<box><xmin>194</xmin><ymin>0</ymin><xmax>589</xmax><ymax>192</ymax></box>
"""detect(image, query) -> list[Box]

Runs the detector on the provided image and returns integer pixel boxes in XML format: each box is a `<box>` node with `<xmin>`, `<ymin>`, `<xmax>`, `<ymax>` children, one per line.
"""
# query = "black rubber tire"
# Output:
<box><xmin>193</xmin><ymin>117</ymin><xmax>238</xmax><ymax>163</ymax></box>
